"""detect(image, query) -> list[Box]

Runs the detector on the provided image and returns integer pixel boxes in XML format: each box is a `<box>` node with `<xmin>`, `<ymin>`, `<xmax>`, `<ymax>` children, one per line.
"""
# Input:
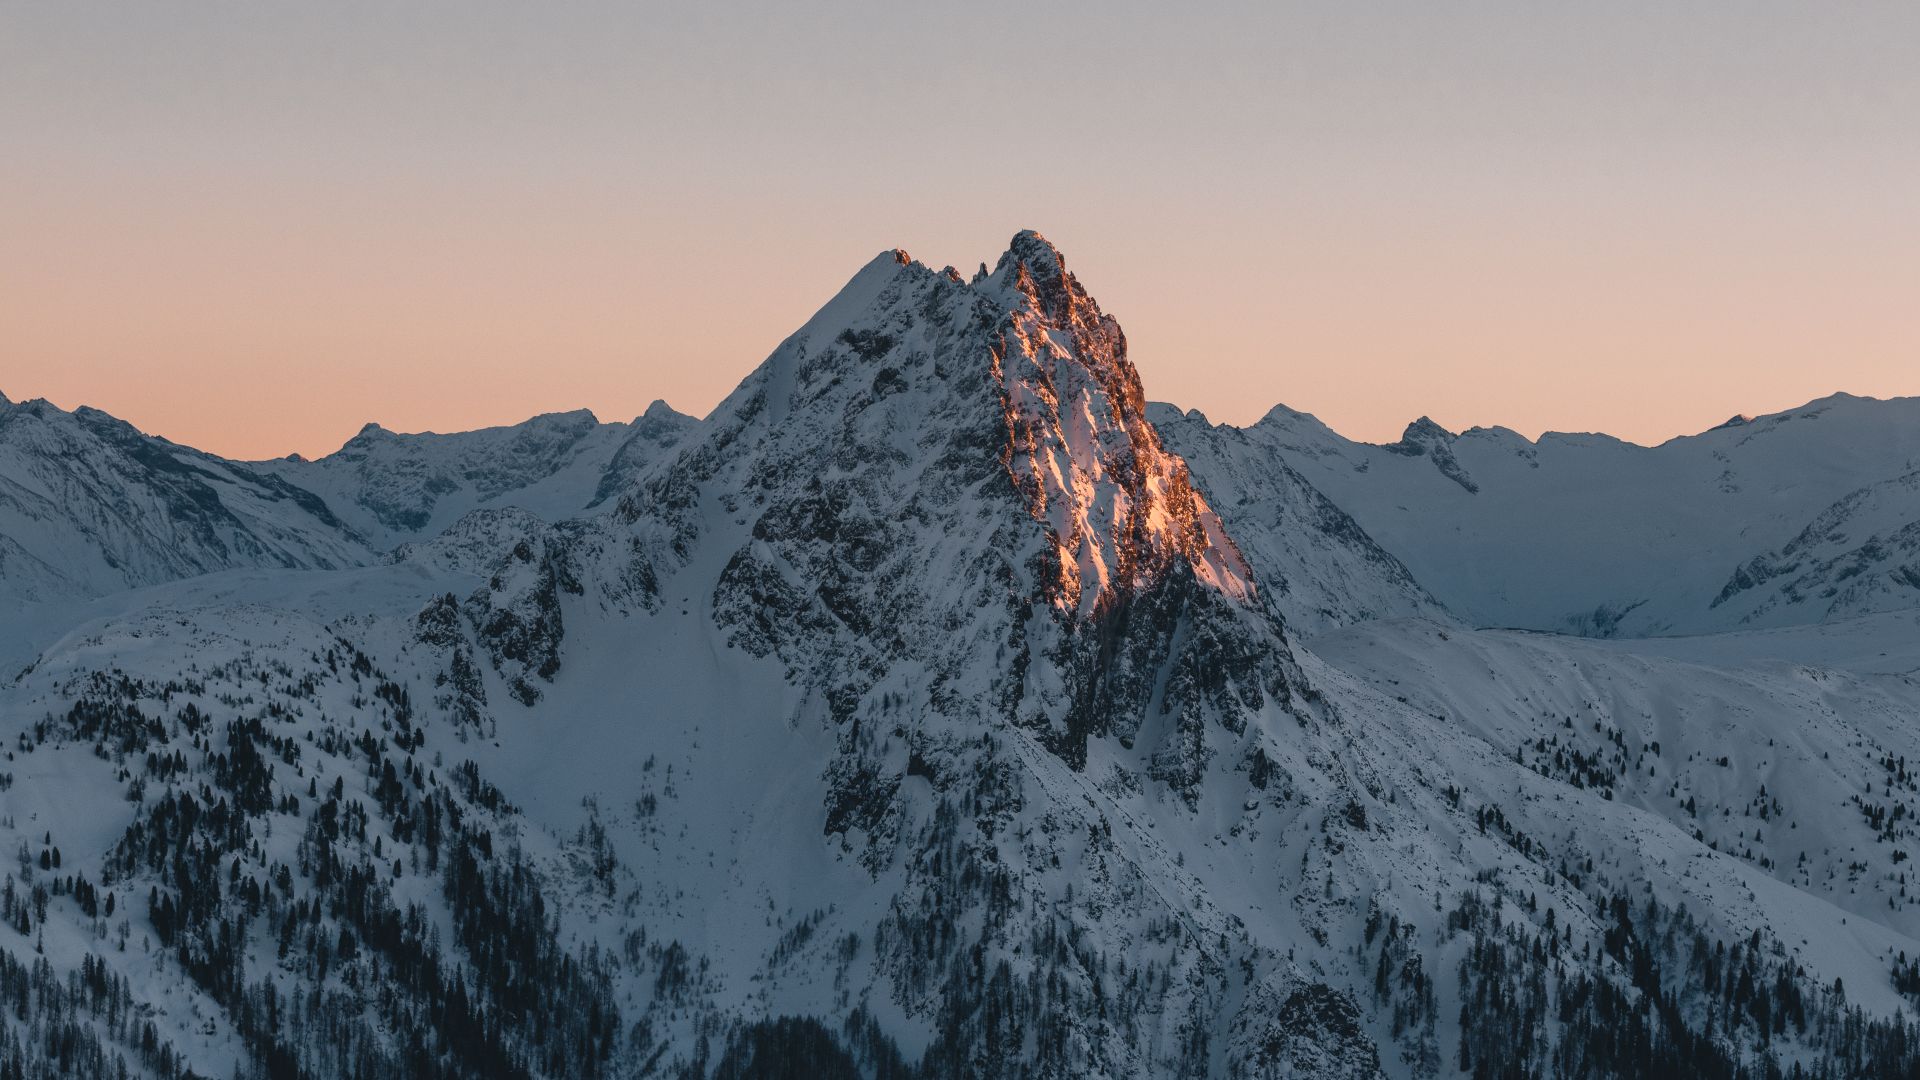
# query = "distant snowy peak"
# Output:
<box><xmin>638</xmin><ymin>397</ymin><xmax>691</xmax><ymax>425</ymax></box>
<box><xmin>588</xmin><ymin>399</ymin><xmax>700</xmax><ymax>508</ymax></box>
<box><xmin>0</xmin><ymin>395</ymin><xmax>369</xmax><ymax>603</ymax></box>
<box><xmin>1204</xmin><ymin>390</ymin><xmax>1920</xmax><ymax>636</ymax></box>
<box><xmin>0</xmin><ymin>391</ymin><xmax>702</xmax><ymax>604</ymax></box>
<box><xmin>1151</xmin><ymin>404</ymin><xmax>1447</xmax><ymax>635</ymax></box>
<box><xmin>1382</xmin><ymin>415</ymin><xmax>1479</xmax><ymax>493</ymax></box>
<box><xmin>1395</xmin><ymin>416</ymin><xmax>1454</xmax><ymax>445</ymax></box>
<box><xmin>265</xmin><ymin>404</ymin><xmax>696</xmax><ymax>548</ymax></box>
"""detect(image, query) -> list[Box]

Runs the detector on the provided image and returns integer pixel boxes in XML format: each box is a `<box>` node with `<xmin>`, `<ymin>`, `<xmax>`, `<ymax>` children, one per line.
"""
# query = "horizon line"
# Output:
<box><xmin>5</xmin><ymin>381</ymin><xmax>1911</xmax><ymax>462</ymax></box>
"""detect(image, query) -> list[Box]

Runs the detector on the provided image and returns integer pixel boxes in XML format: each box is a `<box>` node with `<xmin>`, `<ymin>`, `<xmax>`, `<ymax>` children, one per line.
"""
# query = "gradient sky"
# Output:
<box><xmin>4</xmin><ymin>3</ymin><xmax>1916</xmax><ymax>460</ymax></box>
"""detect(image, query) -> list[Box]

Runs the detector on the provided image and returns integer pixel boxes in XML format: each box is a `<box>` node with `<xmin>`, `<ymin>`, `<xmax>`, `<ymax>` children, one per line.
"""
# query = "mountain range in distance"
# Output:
<box><xmin>3</xmin><ymin>231</ymin><xmax>1920</xmax><ymax>1079</ymax></box>
<box><xmin>8</xmin><ymin>328</ymin><xmax>1916</xmax><ymax>642</ymax></box>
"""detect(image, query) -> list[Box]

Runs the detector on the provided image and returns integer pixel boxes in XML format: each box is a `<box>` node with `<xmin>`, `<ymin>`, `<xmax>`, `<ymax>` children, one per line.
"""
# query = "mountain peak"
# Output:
<box><xmin>992</xmin><ymin>230</ymin><xmax>1080</xmax><ymax>320</ymax></box>
<box><xmin>980</xmin><ymin>232</ymin><xmax>1255</xmax><ymax>612</ymax></box>
<box><xmin>532</xmin><ymin>407</ymin><xmax>599</xmax><ymax>425</ymax></box>
<box><xmin>1386</xmin><ymin>416</ymin><xmax>1478</xmax><ymax>492</ymax></box>
<box><xmin>1400</xmin><ymin>416</ymin><xmax>1455</xmax><ymax>443</ymax></box>
<box><xmin>678</xmin><ymin>226</ymin><xmax>1257</xmax><ymax>618</ymax></box>
<box><xmin>1004</xmin><ymin>228</ymin><xmax>1064</xmax><ymax>270</ymax></box>
<box><xmin>629</xmin><ymin>400</ymin><xmax>694</xmax><ymax>440</ymax></box>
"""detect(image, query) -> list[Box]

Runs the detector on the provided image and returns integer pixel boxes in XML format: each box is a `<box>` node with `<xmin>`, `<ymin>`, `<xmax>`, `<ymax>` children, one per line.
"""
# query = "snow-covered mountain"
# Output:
<box><xmin>0</xmin><ymin>393</ymin><xmax>370</xmax><ymax>605</ymax></box>
<box><xmin>1710</xmin><ymin>469</ymin><xmax>1920</xmax><ymax>627</ymax></box>
<box><xmin>0</xmin><ymin>394</ymin><xmax>700</xmax><ymax>613</ymax></box>
<box><xmin>1159</xmin><ymin>394</ymin><xmax>1920</xmax><ymax>637</ymax></box>
<box><xmin>4</xmin><ymin>234</ymin><xmax>1920</xmax><ymax>1080</ymax></box>
<box><xmin>258</xmin><ymin>401</ymin><xmax>699</xmax><ymax>550</ymax></box>
<box><xmin>1146</xmin><ymin>404</ymin><xmax>1444</xmax><ymax>635</ymax></box>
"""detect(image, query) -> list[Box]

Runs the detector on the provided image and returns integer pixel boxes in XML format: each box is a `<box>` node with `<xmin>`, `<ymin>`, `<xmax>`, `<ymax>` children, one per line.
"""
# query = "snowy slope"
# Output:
<box><xmin>1167</xmin><ymin>394</ymin><xmax>1920</xmax><ymax>637</ymax></box>
<box><xmin>0</xmin><ymin>392</ymin><xmax>699</xmax><ymax>616</ymax></box>
<box><xmin>258</xmin><ymin>401</ymin><xmax>698</xmax><ymax>550</ymax></box>
<box><xmin>0</xmin><ymin>394</ymin><xmax>370</xmax><ymax>605</ymax></box>
<box><xmin>1148</xmin><ymin>404</ymin><xmax>1446</xmax><ymax>635</ymax></box>
<box><xmin>1710</xmin><ymin>470</ymin><xmax>1920</xmax><ymax>628</ymax></box>
<box><xmin>1313</xmin><ymin>615</ymin><xmax>1920</xmax><ymax>943</ymax></box>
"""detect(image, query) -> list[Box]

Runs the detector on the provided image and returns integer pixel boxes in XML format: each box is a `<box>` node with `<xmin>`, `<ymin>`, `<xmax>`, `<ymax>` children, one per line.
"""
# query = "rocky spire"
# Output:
<box><xmin>986</xmin><ymin>230</ymin><xmax>1256</xmax><ymax>614</ymax></box>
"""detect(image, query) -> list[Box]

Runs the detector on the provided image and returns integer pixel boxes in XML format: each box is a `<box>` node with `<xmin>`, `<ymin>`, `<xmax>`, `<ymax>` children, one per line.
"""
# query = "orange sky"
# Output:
<box><xmin>3</xmin><ymin>5</ymin><xmax>1916</xmax><ymax>460</ymax></box>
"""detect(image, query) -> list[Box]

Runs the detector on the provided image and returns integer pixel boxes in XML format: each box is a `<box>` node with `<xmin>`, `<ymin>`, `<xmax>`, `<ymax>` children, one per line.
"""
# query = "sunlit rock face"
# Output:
<box><xmin>990</xmin><ymin>230</ymin><xmax>1257</xmax><ymax>616</ymax></box>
